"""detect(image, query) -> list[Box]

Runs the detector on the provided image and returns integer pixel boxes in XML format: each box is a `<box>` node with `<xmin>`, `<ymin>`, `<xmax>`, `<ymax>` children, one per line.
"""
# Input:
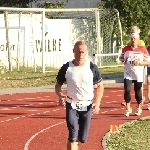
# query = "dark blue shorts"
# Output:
<box><xmin>66</xmin><ymin>101</ymin><xmax>92</xmax><ymax>143</ymax></box>
<box><xmin>148</xmin><ymin>70</ymin><xmax>150</xmax><ymax>76</ymax></box>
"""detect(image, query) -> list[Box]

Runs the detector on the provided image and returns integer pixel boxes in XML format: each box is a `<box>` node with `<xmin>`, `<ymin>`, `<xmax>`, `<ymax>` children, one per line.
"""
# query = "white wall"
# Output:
<box><xmin>0</xmin><ymin>14</ymin><xmax>73</xmax><ymax>68</ymax></box>
<box><xmin>0</xmin><ymin>14</ymin><xmax>97</xmax><ymax>68</ymax></box>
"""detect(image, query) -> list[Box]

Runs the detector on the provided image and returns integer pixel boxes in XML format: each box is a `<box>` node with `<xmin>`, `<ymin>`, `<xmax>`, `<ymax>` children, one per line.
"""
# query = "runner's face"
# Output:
<box><xmin>130</xmin><ymin>37</ymin><xmax>139</xmax><ymax>47</ymax></box>
<box><xmin>74</xmin><ymin>44</ymin><xmax>87</xmax><ymax>61</ymax></box>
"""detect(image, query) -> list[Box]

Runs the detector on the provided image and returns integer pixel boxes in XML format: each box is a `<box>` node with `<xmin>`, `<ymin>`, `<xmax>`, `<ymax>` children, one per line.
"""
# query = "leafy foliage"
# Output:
<box><xmin>0</xmin><ymin>0</ymin><xmax>37</xmax><ymax>7</ymax></box>
<box><xmin>37</xmin><ymin>1</ymin><xmax>68</xmax><ymax>19</ymax></box>
<box><xmin>99</xmin><ymin>0</ymin><xmax>150</xmax><ymax>44</ymax></box>
<box><xmin>96</xmin><ymin>2</ymin><xmax>105</xmax><ymax>9</ymax></box>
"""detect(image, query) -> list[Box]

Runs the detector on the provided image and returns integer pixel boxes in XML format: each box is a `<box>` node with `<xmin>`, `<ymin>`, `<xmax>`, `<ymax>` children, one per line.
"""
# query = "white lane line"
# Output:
<box><xmin>31</xmin><ymin>114</ymin><xmax>36</xmax><ymax>116</ymax></box>
<box><xmin>101</xmin><ymin>108</ymin><xmax>119</xmax><ymax>113</ymax></box>
<box><xmin>110</xmin><ymin>110</ymin><xmax>114</xmax><ymax>111</ymax></box>
<box><xmin>106</xmin><ymin>102</ymin><xmax>111</xmax><ymax>104</ymax></box>
<box><xmin>14</xmin><ymin>117</ymin><xmax>20</xmax><ymax>120</ymax></box>
<box><xmin>53</xmin><ymin>109</ymin><xmax>60</xmax><ymax>112</ymax></box>
<box><xmin>101</xmin><ymin>111</ymin><xmax>108</xmax><ymax>113</ymax></box>
<box><xmin>1</xmin><ymin>108</ymin><xmax>11</xmax><ymax>110</ymax></box>
<box><xmin>6</xmin><ymin>119</ymin><xmax>13</xmax><ymax>121</ymax></box>
<box><xmin>24</xmin><ymin>121</ymin><xmax>66</xmax><ymax>150</ymax></box>
<box><xmin>24</xmin><ymin>98</ymin><xmax>35</xmax><ymax>99</ymax></box>
<box><xmin>27</xmin><ymin>110</ymin><xmax>38</xmax><ymax>112</ymax></box>
<box><xmin>43</xmin><ymin>111</ymin><xmax>50</xmax><ymax>113</ymax></box>
<box><xmin>38</xmin><ymin>99</ymin><xmax>49</xmax><ymax>100</ymax></box>
<box><xmin>0</xmin><ymin>109</ymin><xmax>55</xmax><ymax>123</ymax></box>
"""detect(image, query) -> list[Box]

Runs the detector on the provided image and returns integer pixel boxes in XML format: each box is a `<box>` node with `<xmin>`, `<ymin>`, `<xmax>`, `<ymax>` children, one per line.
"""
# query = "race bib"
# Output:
<box><xmin>127</xmin><ymin>57</ymin><xmax>134</xmax><ymax>66</ymax></box>
<box><xmin>71</xmin><ymin>101</ymin><xmax>87</xmax><ymax>111</ymax></box>
<box><xmin>124</xmin><ymin>51</ymin><xmax>144</xmax><ymax>81</ymax></box>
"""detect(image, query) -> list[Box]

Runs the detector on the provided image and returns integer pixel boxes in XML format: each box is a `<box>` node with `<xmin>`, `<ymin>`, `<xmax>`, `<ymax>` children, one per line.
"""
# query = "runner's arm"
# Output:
<box><xmin>137</xmin><ymin>60</ymin><xmax>150</xmax><ymax>66</ymax></box>
<box><xmin>119</xmin><ymin>54</ymin><xmax>124</xmax><ymax>62</ymax></box>
<box><xmin>55</xmin><ymin>82</ymin><xmax>64</xmax><ymax>98</ymax></box>
<box><xmin>94</xmin><ymin>81</ymin><xmax>104</xmax><ymax>106</ymax></box>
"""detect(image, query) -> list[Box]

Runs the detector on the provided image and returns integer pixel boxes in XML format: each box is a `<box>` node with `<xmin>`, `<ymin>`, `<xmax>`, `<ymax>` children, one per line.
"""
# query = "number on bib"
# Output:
<box><xmin>71</xmin><ymin>101</ymin><xmax>87</xmax><ymax>111</ymax></box>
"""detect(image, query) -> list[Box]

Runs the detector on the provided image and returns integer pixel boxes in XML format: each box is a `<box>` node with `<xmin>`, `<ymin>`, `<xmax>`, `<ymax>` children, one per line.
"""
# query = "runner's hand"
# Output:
<box><xmin>92</xmin><ymin>103</ymin><xmax>100</xmax><ymax>114</ymax></box>
<box><xmin>59</xmin><ymin>95</ymin><xmax>66</xmax><ymax>106</ymax></box>
<box><xmin>133</xmin><ymin>59</ymin><xmax>140</xmax><ymax>66</ymax></box>
<box><xmin>124</xmin><ymin>58</ymin><xmax>128</xmax><ymax>64</ymax></box>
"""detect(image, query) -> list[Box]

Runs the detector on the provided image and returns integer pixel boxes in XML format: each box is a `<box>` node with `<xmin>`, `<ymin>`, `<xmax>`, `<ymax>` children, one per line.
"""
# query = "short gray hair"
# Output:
<box><xmin>130</xmin><ymin>26</ymin><xmax>140</xmax><ymax>34</ymax></box>
<box><xmin>73</xmin><ymin>41</ymin><xmax>87</xmax><ymax>52</ymax></box>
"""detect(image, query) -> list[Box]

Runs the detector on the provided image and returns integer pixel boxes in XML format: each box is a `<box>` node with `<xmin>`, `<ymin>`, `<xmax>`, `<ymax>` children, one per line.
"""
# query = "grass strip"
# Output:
<box><xmin>106</xmin><ymin>118</ymin><xmax>150</xmax><ymax>150</ymax></box>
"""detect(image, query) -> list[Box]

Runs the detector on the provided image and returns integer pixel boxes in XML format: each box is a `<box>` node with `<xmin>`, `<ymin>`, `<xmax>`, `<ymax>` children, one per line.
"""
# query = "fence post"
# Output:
<box><xmin>42</xmin><ymin>10</ymin><xmax>45</xmax><ymax>73</ymax></box>
<box><xmin>94</xmin><ymin>54</ymin><xmax>98</xmax><ymax>65</ymax></box>
<box><xmin>4</xmin><ymin>11</ymin><xmax>12</xmax><ymax>71</ymax></box>
<box><xmin>95</xmin><ymin>9</ymin><xmax>101</xmax><ymax>66</ymax></box>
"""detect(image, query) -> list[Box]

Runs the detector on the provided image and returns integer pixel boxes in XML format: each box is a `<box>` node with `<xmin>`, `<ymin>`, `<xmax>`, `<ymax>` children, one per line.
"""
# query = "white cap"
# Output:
<box><xmin>130</xmin><ymin>33</ymin><xmax>139</xmax><ymax>38</ymax></box>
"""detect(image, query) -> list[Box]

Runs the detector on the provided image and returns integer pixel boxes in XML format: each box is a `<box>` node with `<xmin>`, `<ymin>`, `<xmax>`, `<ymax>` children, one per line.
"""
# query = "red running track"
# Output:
<box><xmin>0</xmin><ymin>85</ymin><xmax>150</xmax><ymax>150</ymax></box>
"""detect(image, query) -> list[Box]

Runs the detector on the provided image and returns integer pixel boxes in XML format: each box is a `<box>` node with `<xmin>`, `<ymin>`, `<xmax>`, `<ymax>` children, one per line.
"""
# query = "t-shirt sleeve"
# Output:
<box><xmin>90</xmin><ymin>62</ymin><xmax>103</xmax><ymax>85</ymax></box>
<box><xmin>122</xmin><ymin>47</ymin><xmax>126</xmax><ymax>54</ymax></box>
<box><xmin>56</xmin><ymin>62</ymin><xmax>69</xmax><ymax>85</ymax></box>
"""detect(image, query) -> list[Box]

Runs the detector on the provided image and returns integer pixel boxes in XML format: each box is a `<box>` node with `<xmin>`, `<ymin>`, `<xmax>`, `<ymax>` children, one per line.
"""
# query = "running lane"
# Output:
<box><xmin>0</xmin><ymin>85</ymin><xmax>149</xmax><ymax>150</ymax></box>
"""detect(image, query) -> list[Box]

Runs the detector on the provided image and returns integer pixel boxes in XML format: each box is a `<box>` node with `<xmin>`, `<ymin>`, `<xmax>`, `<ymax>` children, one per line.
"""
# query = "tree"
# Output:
<box><xmin>37</xmin><ymin>1</ymin><xmax>68</xmax><ymax>19</ymax></box>
<box><xmin>97</xmin><ymin>0</ymin><xmax>150</xmax><ymax>45</ymax></box>
<box><xmin>0</xmin><ymin>0</ymin><xmax>37</xmax><ymax>7</ymax></box>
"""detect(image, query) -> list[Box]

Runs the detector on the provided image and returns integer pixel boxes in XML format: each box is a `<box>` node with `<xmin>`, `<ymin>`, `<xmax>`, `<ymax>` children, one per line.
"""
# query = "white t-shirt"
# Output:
<box><xmin>56</xmin><ymin>59</ymin><xmax>102</xmax><ymax>109</ymax></box>
<box><xmin>66</xmin><ymin>60</ymin><xmax>94</xmax><ymax>100</ymax></box>
<box><xmin>124</xmin><ymin>51</ymin><xmax>144</xmax><ymax>82</ymax></box>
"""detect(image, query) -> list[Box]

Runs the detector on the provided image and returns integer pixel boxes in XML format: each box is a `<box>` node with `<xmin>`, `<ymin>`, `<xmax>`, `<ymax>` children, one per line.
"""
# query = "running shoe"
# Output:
<box><xmin>124</xmin><ymin>107</ymin><xmax>132</xmax><ymax>117</ymax></box>
<box><xmin>147</xmin><ymin>103</ymin><xmax>150</xmax><ymax>110</ymax></box>
<box><xmin>135</xmin><ymin>108</ymin><xmax>142</xmax><ymax>116</ymax></box>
